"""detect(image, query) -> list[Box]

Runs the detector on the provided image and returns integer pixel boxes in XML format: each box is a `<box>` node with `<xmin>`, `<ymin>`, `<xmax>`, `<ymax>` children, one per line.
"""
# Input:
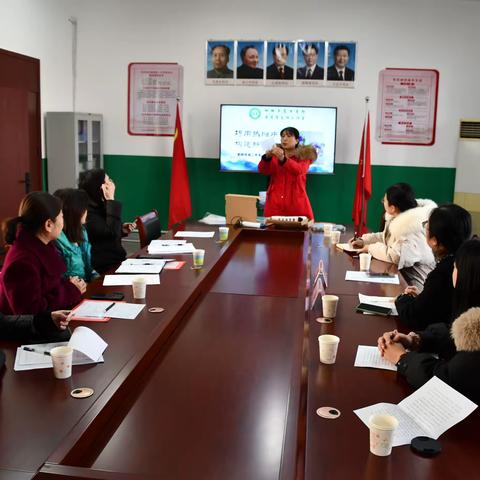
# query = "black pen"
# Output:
<box><xmin>23</xmin><ymin>346</ymin><xmax>51</xmax><ymax>356</ymax></box>
<box><xmin>104</xmin><ymin>302</ymin><xmax>116</xmax><ymax>312</ymax></box>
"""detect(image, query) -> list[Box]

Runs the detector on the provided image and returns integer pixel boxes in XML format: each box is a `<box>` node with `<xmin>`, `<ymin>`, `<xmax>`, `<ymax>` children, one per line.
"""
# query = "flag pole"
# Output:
<box><xmin>358</xmin><ymin>96</ymin><xmax>370</xmax><ymax>236</ymax></box>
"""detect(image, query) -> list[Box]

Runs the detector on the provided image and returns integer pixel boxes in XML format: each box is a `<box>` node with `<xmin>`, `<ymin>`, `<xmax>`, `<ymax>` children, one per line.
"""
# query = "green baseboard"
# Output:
<box><xmin>102</xmin><ymin>155</ymin><xmax>455</xmax><ymax>231</ymax></box>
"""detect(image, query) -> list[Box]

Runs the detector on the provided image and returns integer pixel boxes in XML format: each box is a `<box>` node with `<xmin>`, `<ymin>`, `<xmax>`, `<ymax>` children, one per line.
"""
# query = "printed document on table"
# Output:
<box><xmin>354</xmin><ymin>345</ymin><xmax>397</xmax><ymax>371</ymax></box>
<box><xmin>14</xmin><ymin>326</ymin><xmax>107</xmax><ymax>371</ymax></box>
<box><xmin>72</xmin><ymin>300</ymin><xmax>145</xmax><ymax>320</ymax></box>
<box><xmin>148</xmin><ymin>241</ymin><xmax>195</xmax><ymax>254</ymax></box>
<box><xmin>358</xmin><ymin>293</ymin><xmax>398</xmax><ymax>315</ymax></box>
<box><xmin>354</xmin><ymin>376</ymin><xmax>477</xmax><ymax>446</ymax></box>
<box><xmin>103</xmin><ymin>274</ymin><xmax>160</xmax><ymax>286</ymax></box>
<box><xmin>336</xmin><ymin>242</ymin><xmax>361</xmax><ymax>253</ymax></box>
<box><xmin>346</xmin><ymin>271</ymin><xmax>400</xmax><ymax>284</ymax></box>
<box><xmin>198</xmin><ymin>213</ymin><xmax>226</xmax><ymax>225</ymax></box>
<box><xmin>106</xmin><ymin>303</ymin><xmax>145</xmax><ymax>320</ymax></box>
<box><xmin>174</xmin><ymin>231</ymin><xmax>215</xmax><ymax>238</ymax></box>
<box><xmin>115</xmin><ymin>259</ymin><xmax>166</xmax><ymax>274</ymax></box>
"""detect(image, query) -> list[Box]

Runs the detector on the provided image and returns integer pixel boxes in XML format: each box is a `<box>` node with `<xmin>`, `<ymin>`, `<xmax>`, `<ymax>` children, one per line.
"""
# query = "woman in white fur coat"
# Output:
<box><xmin>378</xmin><ymin>239</ymin><xmax>480</xmax><ymax>403</ymax></box>
<box><xmin>351</xmin><ymin>183</ymin><xmax>437</xmax><ymax>289</ymax></box>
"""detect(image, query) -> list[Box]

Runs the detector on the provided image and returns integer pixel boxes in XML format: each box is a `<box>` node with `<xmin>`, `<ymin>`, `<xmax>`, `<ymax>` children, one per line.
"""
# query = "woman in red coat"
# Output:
<box><xmin>0</xmin><ymin>192</ymin><xmax>85</xmax><ymax>316</ymax></box>
<box><xmin>258</xmin><ymin>127</ymin><xmax>317</xmax><ymax>220</ymax></box>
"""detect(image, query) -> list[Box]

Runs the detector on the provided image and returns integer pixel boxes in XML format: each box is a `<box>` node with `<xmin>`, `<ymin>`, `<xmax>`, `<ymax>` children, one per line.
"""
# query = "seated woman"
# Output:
<box><xmin>378</xmin><ymin>239</ymin><xmax>480</xmax><ymax>403</ymax></box>
<box><xmin>351</xmin><ymin>183</ymin><xmax>436</xmax><ymax>289</ymax></box>
<box><xmin>54</xmin><ymin>188</ymin><xmax>99</xmax><ymax>282</ymax></box>
<box><xmin>78</xmin><ymin>169</ymin><xmax>134</xmax><ymax>274</ymax></box>
<box><xmin>0</xmin><ymin>310</ymin><xmax>71</xmax><ymax>343</ymax></box>
<box><xmin>0</xmin><ymin>192</ymin><xmax>84</xmax><ymax>315</ymax></box>
<box><xmin>395</xmin><ymin>204</ymin><xmax>472</xmax><ymax>329</ymax></box>
<box><xmin>258</xmin><ymin>127</ymin><xmax>317</xmax><ymax>220</ymax></box>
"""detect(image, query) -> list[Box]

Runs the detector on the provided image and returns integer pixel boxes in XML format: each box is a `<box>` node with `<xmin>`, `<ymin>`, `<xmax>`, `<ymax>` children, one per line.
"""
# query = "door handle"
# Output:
<box><xmin>19</xmin><ymin>172</ymin><xmax>31</xmax><ymax>194</ymax></box>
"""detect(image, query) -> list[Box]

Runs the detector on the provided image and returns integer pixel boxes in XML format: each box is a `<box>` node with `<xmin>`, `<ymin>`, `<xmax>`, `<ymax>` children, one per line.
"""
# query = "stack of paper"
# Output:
<box><xmin>354</xmin><ymin>345</ymin><xmax>398</xmax><ymax>371</ymax></box>
<box><xmin>14</xmin><ymin>326</ymin><xmax>108</xmax><ymax>371</ymax></box>
<box><xmin>115</xmin><ymin>259</ymin><xmax>166</xmax><ymax>274</ymax></box>
<box><xmin>354</xmin><ymin>376</ymin><xmax>477</xmax><ymax>446</ymax></box>
<box><xmin>71</xmin><ymin>300</ymin><xmax>145</xmax><ymax>320</ymax></box>
<box><xmin>358</xmin><ymin>293</ymin><xmax>398</xmax><ymax>315</ymax></box>
<box><xmin>103</xmin><ymin>274</ymin><xmax>160</xmax><ymax>286</ymax></box>
<box><xmin>198</xmin><ymin>213</ymin><xmax>226</xmax><ymax>225</ymax></box>
<box><xmin>148</xmin><ymin>239</ymin><xmax>196</xmax><ymax>254</ymax></box>
<box><xmin>345</xmin><ymin>271</ymin><xmax>400</xmax><ymax>285</ymax></box>
<box><xmin>336</xmin><ymin>242</ymin><xmax>361</xmax><ymax>253</ymax></box>
<box><xmin>174</xmin><ymin>231</ymin><xmax>215</xmax><ymax>238</ymax></box>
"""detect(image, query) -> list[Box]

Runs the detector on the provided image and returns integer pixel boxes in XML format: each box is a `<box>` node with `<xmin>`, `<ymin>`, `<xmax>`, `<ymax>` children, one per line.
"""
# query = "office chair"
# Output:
<box><xmin>136</xmin><ymin>210</ymin><xmax>162</xmax><ymax>248</ymax></box>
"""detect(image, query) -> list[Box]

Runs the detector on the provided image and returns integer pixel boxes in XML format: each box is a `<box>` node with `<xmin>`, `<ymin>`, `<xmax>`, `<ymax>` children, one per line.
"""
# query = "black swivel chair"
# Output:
<box><xmin>136</xmin><ymin>210</ymin><xmax>162</xmax><ymax>249</ymax></box>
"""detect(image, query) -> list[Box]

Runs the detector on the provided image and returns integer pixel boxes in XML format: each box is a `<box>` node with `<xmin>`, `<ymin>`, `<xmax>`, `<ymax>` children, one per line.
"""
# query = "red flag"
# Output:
<box><xmin>352</xmin><ymin>113</ymin><xmax>372</xmax><ymax>236</ymax></box>
<box><xmin>168</xmin><ymin>105</ymin><xmax>192</xmax><ymax>228</ymax></box>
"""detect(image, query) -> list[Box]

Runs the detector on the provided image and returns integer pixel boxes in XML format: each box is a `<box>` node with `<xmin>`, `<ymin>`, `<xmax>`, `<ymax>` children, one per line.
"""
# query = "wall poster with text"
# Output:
<box><xmin>128</xmin><ymin>63</ymin><xmax>183</xmax><ymax>136</ymax></box>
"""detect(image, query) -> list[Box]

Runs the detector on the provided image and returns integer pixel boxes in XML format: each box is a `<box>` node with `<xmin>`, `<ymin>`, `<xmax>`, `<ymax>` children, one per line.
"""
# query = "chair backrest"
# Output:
<box><xmin>136</xmin><ymin>210</ymin><xmax>161</xmax><ymax>249</ymax></box>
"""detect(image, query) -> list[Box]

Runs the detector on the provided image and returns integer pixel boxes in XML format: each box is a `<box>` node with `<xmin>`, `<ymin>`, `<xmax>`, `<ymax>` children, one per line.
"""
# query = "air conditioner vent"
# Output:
<box><xmin>460</xmin><ymin>120</ymin><xmax>480</xmax><ymax>139</ymax></box>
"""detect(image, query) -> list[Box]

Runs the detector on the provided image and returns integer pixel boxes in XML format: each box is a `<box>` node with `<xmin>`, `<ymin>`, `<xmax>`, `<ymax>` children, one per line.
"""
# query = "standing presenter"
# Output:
<box><xmin>258</xmin><ymin>127</ymin><xmax>317</xmax><ymax>220</ymax></box>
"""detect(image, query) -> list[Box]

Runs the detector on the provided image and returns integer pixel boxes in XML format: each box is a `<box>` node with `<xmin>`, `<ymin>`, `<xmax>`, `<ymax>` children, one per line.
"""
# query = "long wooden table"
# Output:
<box><xmin>0</xmin><ymin>227</ymin><xmax>478</xmax><ymax>479</ymax></box>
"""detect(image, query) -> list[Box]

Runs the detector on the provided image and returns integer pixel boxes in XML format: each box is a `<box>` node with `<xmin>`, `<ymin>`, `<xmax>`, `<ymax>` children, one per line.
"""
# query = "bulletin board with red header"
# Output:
<box><xmin>376</xmin><ymin>68</ymin><xmax>439</xmax><ymax>146</ymax></box>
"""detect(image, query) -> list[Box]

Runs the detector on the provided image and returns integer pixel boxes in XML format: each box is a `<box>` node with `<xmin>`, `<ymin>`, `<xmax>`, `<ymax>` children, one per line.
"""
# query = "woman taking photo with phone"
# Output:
<box><xmin>0</xmin><ymin>192</ymin><xmax>84</xmax><ymax>316</ymax></box>
<box><xmin>258</xmin><ymin>127</ymin><xmax>317</xmax><ymax>220</ymax></box>
<box><xmin>79</xmin><ymin>169</ymin><xmax>134</xmax><ymax>273</ymax></box>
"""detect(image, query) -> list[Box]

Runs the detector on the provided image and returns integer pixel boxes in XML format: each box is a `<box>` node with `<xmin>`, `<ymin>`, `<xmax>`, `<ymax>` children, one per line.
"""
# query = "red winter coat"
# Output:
<box><xmin>258</xmin><ymin>145</ymin><xmax>316</xmax><ymax>220</ymax></box>
<box><xmin>0</xmin><ymin>227</ymin><xmax>82</xmax><ymax>315</ymax></box>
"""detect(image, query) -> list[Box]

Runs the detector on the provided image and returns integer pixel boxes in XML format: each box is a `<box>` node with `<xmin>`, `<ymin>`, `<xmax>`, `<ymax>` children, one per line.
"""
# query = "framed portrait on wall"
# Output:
<box><xmin>326</xmin><ymin>42</ymin><xmax>357</xmax><ymax>88</ymax></box>
<box><xmin>296</xmin><ymin>41</ymin><xmax>326</xmax><ymax>86</ymax></box>
<box><xmin>236</xmin><ymin>41</ymin><xmax>265</xmax><ymax>86</ymax></box>
<box><xmin>266</xmin><ymin>41</ymin><xmax>295</xmax><ymax>86</ymax></box>
<box><xmin>205</xmin><ymin>41</ymin><xmax>235</xmax><ymax>86</ymax></box>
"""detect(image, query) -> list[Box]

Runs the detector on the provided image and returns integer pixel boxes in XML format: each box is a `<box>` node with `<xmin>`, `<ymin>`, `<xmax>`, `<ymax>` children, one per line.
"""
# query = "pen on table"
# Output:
<box><xmin>23</xmin><ymin>346</ymin><xmax>51</xmax><ymax>356</ymax></box>
<box><xmin>104</xmin><ymin>302</ymin><xmax>116</xmax><ymax>312</ymax></box>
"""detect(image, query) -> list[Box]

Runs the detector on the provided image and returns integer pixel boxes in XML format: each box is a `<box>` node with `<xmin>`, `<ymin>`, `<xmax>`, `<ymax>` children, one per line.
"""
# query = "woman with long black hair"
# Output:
<box><xmin>378</xmin><ymin>238</ymin><xmax>480</xmax><ymax>403</ymax></box>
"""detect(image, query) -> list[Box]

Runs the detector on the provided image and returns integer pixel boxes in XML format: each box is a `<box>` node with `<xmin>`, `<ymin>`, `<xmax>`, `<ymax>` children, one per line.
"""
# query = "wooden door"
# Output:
<box><xmin>0</xmin><ymin>48</ymin><xmax>41</xmax><ymax>228</ymax></box>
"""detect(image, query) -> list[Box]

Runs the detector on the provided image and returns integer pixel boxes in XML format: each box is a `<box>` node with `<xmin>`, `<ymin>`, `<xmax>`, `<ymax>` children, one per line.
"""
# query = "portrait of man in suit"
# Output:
<box><xmin>207</xmin><ymin>43</ymin><xmax>234</xmax><ymax>79</ymax></box>
<box><xmin>266</xmin><ymin>43</ymin><xmax>294</xmax><ymax>80</ymax></box>
<box><xmin>327</xmin><ymin>44</ymin><xmax>355</xmax><ymax>81</ymax></box>
<box><xmin>297</xmin><ymin>43</ymin><xmax>324</xmax><ymax>80</ymax></box>
<box><xmin>236</xmin><ymin>43</ymin><xmax>264</xmax><ymax>79</ymax></box>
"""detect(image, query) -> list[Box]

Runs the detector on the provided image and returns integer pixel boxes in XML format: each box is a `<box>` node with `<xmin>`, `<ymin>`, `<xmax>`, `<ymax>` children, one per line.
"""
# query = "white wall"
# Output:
<box><xmin>2</xmin><ymin>0</ymin><xmax>480</xmax><ymax>167</ymax></box>
<box><xmin>0</xmin><ymin>0</ymin><xmax>74</xmax><ymax>156</ymax></box>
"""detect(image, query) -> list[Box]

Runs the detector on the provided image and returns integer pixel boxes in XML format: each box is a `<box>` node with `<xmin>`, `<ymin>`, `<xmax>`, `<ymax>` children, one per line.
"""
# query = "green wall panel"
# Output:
<box><xmin>103</xmin><ymin>154</ymin><xmax>455</xmax><ymax>231</ymax></box>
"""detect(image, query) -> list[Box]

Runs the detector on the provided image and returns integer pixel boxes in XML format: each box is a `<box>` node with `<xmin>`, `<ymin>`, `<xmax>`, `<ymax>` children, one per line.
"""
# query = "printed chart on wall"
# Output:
<box><xmin>128</xmin><ymin>63</ymin><xmax>183</xmax><ymax>136</ymax></box>
<box><xmin>376</xmin><ymin>68</ymin><xmax>439</xmax><ymax>145</ymax></box>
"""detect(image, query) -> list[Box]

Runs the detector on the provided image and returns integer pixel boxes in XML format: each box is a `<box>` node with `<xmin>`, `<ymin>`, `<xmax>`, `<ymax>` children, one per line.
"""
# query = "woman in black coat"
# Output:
<box><xmin>78</xmin><ymin>169</ymin><xmax>134</xmax><ymax>273</ymax></box>
<box><xmin>378</xmin><ymin>239</ymin><xmax>480</xmax><ymax>403</ymax></box>
<box><xmin>0</xmin><ymin>310</ymin><xmax>71</xmax><ymax>343</ymax></box>
<box><xmin>395</xmin><ymin>204</ymin><xmax>471</xmax><ymax>330</ymax></box>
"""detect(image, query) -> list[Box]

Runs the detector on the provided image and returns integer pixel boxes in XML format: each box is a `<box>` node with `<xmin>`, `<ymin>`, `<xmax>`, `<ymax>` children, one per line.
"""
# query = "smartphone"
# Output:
<box><xmin>90</xmin><ymin>292</ymin><xmax>125</xmax><ymax>301</ymax></box>
<box><xmin>356</xmin><ymin>303</ymin><xmax>392</xmax><ymax>316</ymax></box>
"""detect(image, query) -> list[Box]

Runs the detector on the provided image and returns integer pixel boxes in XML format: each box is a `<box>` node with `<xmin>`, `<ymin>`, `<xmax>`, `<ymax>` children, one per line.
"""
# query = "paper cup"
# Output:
<box><xmin>331</xmin><ymin>230</ymin><xmax>341</xmax><ymax>244</ymax></box>
<box><xmin>323</xmin><ymin>224</ymin><xmax>333</xmax><ymax>236</ymax></box>
<box><xmin>50</xmin><ymin>346</ymin><xmax>73</xmax><ymax>379</ymax></box>
<box><xmin>219</xmin><ymin>227</ymin><xmax>229</xmax><ymax>241</ymax></box>
<box><xmin>322</xmin><ymin>294</ymin><xmax>339</xmax><ymax>319</ymax></box>
<box><xmin>193</xmin><ymin>249</ymin><xmax>205</xmax><ymax>268</ymax></box>
<box><xmin>132</xmin><ymin>276</ymin><xmax>147</xmax><ymax>299</ymax></box>
<box><xmin>359</xmin><ymin>253</ymin><xmax>372</xmax><ymax>271</ymax></box>
<box><xmin>318</xmin><ymin>335</ymin><xmax>340</xmax><ymax>364</ymax></box>
<box><xmin>369</xmin><ymin>414</ymin><xmax>399</xmax><ymax>456</ymax></box>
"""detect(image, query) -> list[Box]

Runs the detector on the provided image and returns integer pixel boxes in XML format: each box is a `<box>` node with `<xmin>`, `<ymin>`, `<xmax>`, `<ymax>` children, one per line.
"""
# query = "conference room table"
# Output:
<box><xmin>0</xmin><ymin>226</ymin><xmax>478</xmax><ymax>480</ymax></box>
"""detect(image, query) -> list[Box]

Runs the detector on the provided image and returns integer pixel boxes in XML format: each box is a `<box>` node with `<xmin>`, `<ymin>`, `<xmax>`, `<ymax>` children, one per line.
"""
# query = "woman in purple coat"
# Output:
<box><xmin>0</xmin><ymin>192</ymin><xmax>85</xmax><ymax>316</ymax></box>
